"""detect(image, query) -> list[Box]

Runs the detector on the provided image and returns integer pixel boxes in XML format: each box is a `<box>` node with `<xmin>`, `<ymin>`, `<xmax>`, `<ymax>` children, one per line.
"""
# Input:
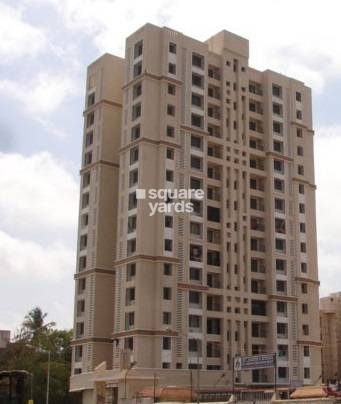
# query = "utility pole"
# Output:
<box><xmin>197</xmin><ymin>339</ymin><xmax>200</xmax><ymax>404</ymax></box>
<box><xmin>46</xmin><ymin>350</ymin><xmax>51</xmax><ymax>404</ymax></box>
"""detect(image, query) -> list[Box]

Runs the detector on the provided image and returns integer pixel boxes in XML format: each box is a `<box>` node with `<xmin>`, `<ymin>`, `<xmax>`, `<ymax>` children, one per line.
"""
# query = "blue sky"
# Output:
<box><xmin>1</xmin><ymin>0</ymin><xmax>341</xmax><ymax>332</ymax></box>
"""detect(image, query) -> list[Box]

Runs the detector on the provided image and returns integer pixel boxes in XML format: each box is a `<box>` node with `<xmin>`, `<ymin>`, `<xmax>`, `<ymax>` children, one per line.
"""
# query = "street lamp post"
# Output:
<box><xmin>46</xmin><ymin>350</ymin><xmax>51</xmax><ymax>404</ymax></box>
<box><xmin>124</xmin><ymin>361</ymin><xmax>137</xmax><ymax>402</ymax></box>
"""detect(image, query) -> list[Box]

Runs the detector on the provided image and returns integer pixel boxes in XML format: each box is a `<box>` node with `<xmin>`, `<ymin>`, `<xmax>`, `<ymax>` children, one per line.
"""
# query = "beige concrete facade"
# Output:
<box><xmin>70</xmin><ymin>24</ymin><xmax>321</xmax><ymax>403</ymax></box>
<box><xmin>320</xmin><ymin>293</ymin><xmax>341</xmax><ymax>382</ymax></box>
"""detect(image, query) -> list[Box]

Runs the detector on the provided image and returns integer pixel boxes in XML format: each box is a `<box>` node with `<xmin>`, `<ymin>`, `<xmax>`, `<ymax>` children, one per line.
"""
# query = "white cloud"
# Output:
<box><xmin>0</xmin><ymin>152</ymin><xmax>78</xmax><ymax>244</ymax></box>
<box><xmin>315</xmin><ymin>126</ymin><xmax>341</xmax><ymax>296</ymax></box>
<box><xmin>0</xmin><ymin>151</ymin><xmax>78</xmax><ymax>331</ymax></box>
<box><xmin>40</xmin><ymin>0</ymin><xmax>341</xmax><ymax>93</ymax></box>
<box><xmin>0</xmin><ymin>71</ymin><xmax>77</xmax><ymax>117</ymax></box>
<box><xmin>0</xmin><ymin>230</ymin><xmax>74</xmax><ymax>280</ymax></box>
<box><xmin>0</xmin><ymin>3</ymin><xmax>46</xmax><ymax>63</ymax></box>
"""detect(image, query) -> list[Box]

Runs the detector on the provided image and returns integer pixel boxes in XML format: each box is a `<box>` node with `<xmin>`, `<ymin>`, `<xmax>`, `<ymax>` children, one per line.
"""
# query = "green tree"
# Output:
<box><xmin>0</xmin><ymin>308</ymin><xmax>80</xmax><ymax>404</ymax></box>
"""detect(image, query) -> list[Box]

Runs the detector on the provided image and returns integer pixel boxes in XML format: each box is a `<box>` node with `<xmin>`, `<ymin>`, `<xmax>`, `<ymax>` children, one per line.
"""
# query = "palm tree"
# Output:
<box><xmin>21</xmin><ymin>307</ymin><xmax>56</xmax><ymax>344</ymax></box>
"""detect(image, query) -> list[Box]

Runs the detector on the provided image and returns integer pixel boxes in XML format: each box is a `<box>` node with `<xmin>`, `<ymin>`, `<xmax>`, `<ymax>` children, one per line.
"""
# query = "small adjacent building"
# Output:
<box><xmin>320</xmin><ymin>293</ymin><xmax>341</xmax><ymax>383</ymax></box>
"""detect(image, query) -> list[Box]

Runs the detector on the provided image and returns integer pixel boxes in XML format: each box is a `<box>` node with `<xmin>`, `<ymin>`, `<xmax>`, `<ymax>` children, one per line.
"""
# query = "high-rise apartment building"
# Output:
<box><xmin>320</xmin><ymin>293</ymin><xmax>341</xmax><ymax>383</ymax></box>
<box><xmin>70</xmin><ymin>24</ymin><xmax>321</xmax><ymax>403</ymax></box>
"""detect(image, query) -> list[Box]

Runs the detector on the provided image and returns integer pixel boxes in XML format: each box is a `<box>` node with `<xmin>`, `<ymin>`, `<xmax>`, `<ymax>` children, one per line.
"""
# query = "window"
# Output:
<box><xmin>191</xmin><ymin>135</ymin><xmax>202</xmax><ymax>149</ymax></box>
<box><xmin>168</xmin><ymin>63</ymin><xmax>176</xmax><ymax>74</ymax></box>
<box><xmin>278</xmin><ymin>367</ymin><xmax>288</xmax><ymax>379</ymax></box>
<box><xmin>130</xmin><ymin>146</ymin><xmax>139</xmax><ymax>164</ymax></box>
<box><xmin>207</xmin><ymin>250</ymin><xmax>220</xmax><ymax>266</ymax></box>
<box><xmin>128</xmin><ymin>192</ymin><xmax>137</xmax><ymax>210</ymax></box>
<box><xmin>191</xmin><ymin>155</ymin><xmax>202</xmax><ymax>170</ymax></box>
<box><xmin>188</xmin><ymin>338</ymin><xmax>199</xmax><ymax>352</ymax></box>
<box><xmin>275</xmin><ymin>198</ymin><xmax>285</xmax><ymax>213</ymax></box>
<box><xmin>297</xmin><ymin>128</ymin><xmax>303</xmax><ymax>137</ymax></box>
<box><xmin>83</xmin><ymin>172</ymin><xmax>90</xmax><ymax>187</ymax></box>
<box><xmin>190</xmin><ymin>222</ymin><xmax>202</xmax><ymax>237</ymax></box>
<box><xmin>190</xmin><ymin>267</ymin><xmax>201</xmax><ymax>282</ymax></box>
<box><xmin>163</xmin><ymin>287</ymin><xmax>172</xmax><ymax>300</ymax></box>
<box><xmin>302</xmin><ymin>303</ymin><xmax>308</xmax><ymax>314</ymax></box>
<box><xmin>167</xmin><ymin>125</ymin><xmax>175</xmax><ymax>138</ymax></box>
<box><xmin>251</xmin><ymin>300</ymin><xmax>266</xmax><ymax>316</ymax></box>
<box><xmin>124</xmin><ymin>337</ymin><xmax>133</xmax><ymax>350</ymax></box>
<box><xmin>298</xmin><ymin>165</ymin><xmax>304</xmax><ymax>175</ymax></box>
<box><xmin>84</xmin><ymin>151</ymin><xmax>92</xmax><ymax>165</ymax></box>
<box><xmin>162</xmin><ymin>362</ymin><xmax>170</xmax><ymax>369</ymax></box>
<box><xmin>87</xmin><ymin>112</ymin><xmax>94</xmax><ymax>127</ymax></box>
<box><xmin>133</xmin><ymin>83</ymin><xmax>142</xmax><ymax>99</ymax></box>
<box><xmin>191</xmin><ymin>114</ymin><xmax>203</xmax><ymax>128</ymax></box>
<box><xmin>164</xmin><ymin>263</ymin><xmax>172</xmax><ymax>275</ymax></box>
<box><xmin>190</xmin><ymin>244</ymin><xmax>202</xmax><ymax>262</ymax></box>
<box><xmin>299</xmin><ymin>203</ymin><xmax>305</xmax><ymax>214</ymax></box>
<box><xmin>79</xmin><ymin>256</ymin><xmax>86</xmax><ymax>271</ymax></box>
<box><xmin>274</xmin><ymin>160</ymin><xmax>284</xmax><ymax>173</ymax></box>
<box><xmin>125</xmin><ymin>287</ymin><xmax>135</xmax><ymax>305</ymax></box>
<box><xmin>304</xmin><ymin>368</ymin><xmax>310</xmax><ymax>379</ymax></box>
<box><xmin>165</xmin><ymin>216</ymin><xmax>173</xmax><ymax>228</ymax></box>
<box><xmin>164</xmin><ymin>239</ymin><xmax>173</xmax><ymax>251</ymax></box>
<box><xmin>273</xmin><ymin>140</ymin><xmax>283</xmax><ymax>153</ymax></box>
<box><xmin>169</xmin><ymin>42</ymin><xmax>176</xmax><ymax>54</ymax></box>
<box><xmin>192</xmin><ymin>53</ymin><xmax>204</xmax><ymax>69</ymax></box>
<box><xmin>167</xmin><ymin>104</ymin><xmax>175</xmax><ymax>116</ymax></box>
<box><xmin>163</xmin><ymin>337</ymin><xmax>171</xmax><ymax>350</ymax></box>
<box><xmin>131</xmin><ymin>125</ymin><xmax>140</xmax><ymax>141</ymax></box>
<box><xmin>277</xmin><ymin>322</ymin><xmax>287</xmax><ymax>337</ymax></box>
<box><xmin>127</xmin><ymin>215</ymin><xmax>137</xmax><ymax>233</ymax></box>
<box><xmin>296</xmin><ymin>91</ymin><xmax>302</xmax><ymax>102</ymax></box>
<box><xmin>81</xmin><ymin>214</ymin><xmax>88</xmax><ymax>227</ymax></box>
<box><xmin>76</xmin><ymin>322</ymin><xmax>84</xmax><ymax>337</ymax></box>
<box><xmin>126</xmin><ymin>263</ymin><xmax>136</xmax><ymax>280</ymax></box>
<box><xmin>275</xmin><ymin>238</ymin><xmax>286</xmax><ymax>253</ymax></box>
<box><xmin>78</xmin><ymin>278</ymin><xmax>86</xmax><ymax>294</ymax></box>
<box><xmin>275</xmin><ymin>218</ymin><xmax>286</xmax><ymax>234</ymax></box>
<box><xmin>207</xmin><ymin>206</ymin><xmax>220</xmax><ymax>222</ymax></box>
<box><xmin>134</xmin><ymin>40</ymin><xmax>143</xmax><ymax>58</ymax></box>
<box><xmin>301</xmin><ymin>262</ymin><xmax>307</xmax><ymax>273</ymax></box>
<box><xmin>300</xmin><ymin>223</ymin><xmax>306</xmax><ymax>233</ymax></box>
<box><xmin>85</xmin><ymin>131</ymin><xmax>93</xmax><ymax>147</ymax></box>
<box><xmin>276</xmin><ymin>259</ymin><xmax>286</xmax><ymax>273</ymax></box>
<box><xmin>301</xmin><ymin>283</ymin><xmax>308</xmax><ymax>293</ymax></box>
<box><xmin>127</xmin><ymin>239</ymin><xmax>136</xmax><ymax>255</ymax></box>
<box><xmin>297</xmin><ymin>146</ymin><xmax>304</xmax><ymax>156</ymax></box>
<box><xmin>192</xmin><ymin>93</ymin><xmax>203</xmax><ymax>108</ymax></box>
<box><xmin>132</xmin><ymin>103</ymin><xmax>141</xmax><ymax>120</ymax></box>
<box><xmin>274</xmin><ymin>178</ymin><xmax>285</xmax><ymax>192</ymax></box>
<box><xmin>81</xmin><ymin>193</ymin><xmax>89</xmax><ymax>208</ymax></box>
<box><xmin>133</xmin><ymin>62</ymin><xmax>142</xmax><ymax>78</ymax></box>
<box><xmin>299</xmin><ymin>184</ymin><xmax>305</xmax><ymax>194</ymax></box>
<box><xmin>189</xmin><ymin>291</ymin><xmax>201</xmax><ymax>305</ymax></box>
<box><xmin>80</xmin><ymin>235</ymin><xmax>87</xmax><ymax>250</ymax></box>
<box><xmin>168</xmin><ymin>84</ymin><xmax>176</xmax><ymax>95</ymax></box>
<box><xmin>189</xmin><ymin>315</ymin><xmax>201</xmax><ymax>329</ymax></box>
<box><xmin>277</xmin><ymin>301</ymin><xmax>287</xmax><ymax>315</ymax></box>
<box><xmin>166</xmin><ymin>148</ymin><xmax>174</xmax><ymax>159</ymax></box>
<box><xmin>87</xmin><ymin>92</ymin><xmax>95</xmax><ymax>107</ymax></box>
<box><xmin>273</xmin><ymin>103</ymin><xmax>282</xmax><ymax>115</ymax></box>
<box><xmin>296</xmin><ymin>110</ymin><xmax>302</xmax><ymax>120</ymax></box>
<box><xmin>129</xmin><ymin>169</ymin><xmax>138</xmax><ymax>187</ymax></box>
<box><xmin>125</xmin><ymin>312</ymin><xmax>135</xmax><ymax>329</ymax></box>
<box><xmin>192</xmin><ymin>73</ymin><xmax>204</xmax><ymax>88</ymax></box>
<box><xmin>304</xmin><ymin>346</ymin><xmax>310</xmax><ymax>357</ymax></box>
<box><xmin>276</xmin><ymin>280</ymin><xmax>286</xmax><ymax>293</ymax></box>
<box><xmin>207</xmin><ymin>318</ymin><xmax>221</xmax><ymax>335</ymax></box>
<box><xmin>273</xmin><ymin>121</ymin><xmax>282</xmax><ymax>135</ymax></box>
<box><xmin>163</xmin><ymin>312</ymin><xmax>171</xmax><ymax>325</ymax></box>
<box><xmin>303</xmin><ymin>324</ymin><xmax>309</xmax><ymax>335</ymax></box>
<box><xmin>166</xmin><ymin>170</ymin><xmax>174</xmax><ymax>182</ymax></box>
<box><xmin>272</xmin><ymin>84</ymin><xmax>282</xmax><ymax>98</ymax></box>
